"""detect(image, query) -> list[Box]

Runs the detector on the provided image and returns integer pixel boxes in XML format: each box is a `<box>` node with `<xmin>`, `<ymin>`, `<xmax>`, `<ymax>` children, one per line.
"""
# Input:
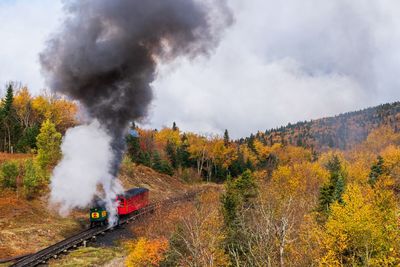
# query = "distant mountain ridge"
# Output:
<box><xmin>243</xmin><ymin>101</ymin><xmax>400</xmax><ymax>150</ymax></box>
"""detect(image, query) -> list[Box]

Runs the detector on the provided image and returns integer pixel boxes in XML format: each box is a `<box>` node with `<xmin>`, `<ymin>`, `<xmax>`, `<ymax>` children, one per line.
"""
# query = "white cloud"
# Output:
<box><xmin>0</xmin><ymin>0</ymin><xmax>62</xmax><ymax>94</ymax></box>
<box><xmin>147</xmin><ymin>0</ymin><xmax>400</xmax><ymax>138</ymax></box>
<box><xmin>2</xmin><ymin>0</ymin><xmax>400</xmax><ymax>138</ymax></box>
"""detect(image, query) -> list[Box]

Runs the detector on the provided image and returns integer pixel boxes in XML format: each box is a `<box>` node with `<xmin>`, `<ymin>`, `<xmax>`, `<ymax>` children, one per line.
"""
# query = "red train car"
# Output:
<box><xmin>117</xmin><ymin>187</ymin><xmax>149</xmax><ymax>215</ymax></box>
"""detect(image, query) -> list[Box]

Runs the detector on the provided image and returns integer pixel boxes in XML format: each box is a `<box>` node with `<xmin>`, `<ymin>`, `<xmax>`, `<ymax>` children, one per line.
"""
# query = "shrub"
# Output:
<box><xmin>152</xmin><ymin>152</ymin><xmax>174</xmax><ymax>176</ymax></box>
<box><xmin>0</xmin><ymin>161</ymin><xmax>19</xmax><ymax>189</ymax></box>
<box><xmin>22</xmin><ymin>159</ymin><xmax>42</xmax><ymax>198</ymax></box>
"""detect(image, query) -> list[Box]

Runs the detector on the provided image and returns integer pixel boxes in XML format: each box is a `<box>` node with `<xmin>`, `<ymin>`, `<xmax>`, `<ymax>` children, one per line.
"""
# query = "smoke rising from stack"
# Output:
<box><xmin>40</xmin><ymin>0</ymin><xmax>232</xmax><ymax>218</ymax></box>
<box><xmin>50</xmin><ymin>121</ymin><xmax>122</xmax><ymax>223</ymax></box>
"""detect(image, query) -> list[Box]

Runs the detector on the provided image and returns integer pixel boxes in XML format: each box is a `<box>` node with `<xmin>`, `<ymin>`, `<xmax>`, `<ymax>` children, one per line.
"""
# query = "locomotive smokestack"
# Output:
<box><xmin>41</xmin><ymin>0</ymin><xmax>232</xmax><ymax>217</ymax></box>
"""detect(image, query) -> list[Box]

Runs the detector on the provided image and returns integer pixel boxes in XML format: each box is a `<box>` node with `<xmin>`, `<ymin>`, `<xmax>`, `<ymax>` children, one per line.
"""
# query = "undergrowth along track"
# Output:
<box><xmin>9</xmin><ymin>191</ymin><xmax>199</xmax><ymax>267</ymax></box>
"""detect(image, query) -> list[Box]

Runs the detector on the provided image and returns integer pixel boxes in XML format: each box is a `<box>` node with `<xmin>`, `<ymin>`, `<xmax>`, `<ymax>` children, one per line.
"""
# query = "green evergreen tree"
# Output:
<box><xmin>368</xmin><ymin>155</ymin><xmax>384</xmax><ymax>185</ymax></box>
<box><xmin>221</xmin><ymin>171</ymin><xmax>257</xmax><ymax>262</ymax></box>
<box><xmin>296</xmin><ymin>136</ymin><xmax>303</xmax><ymax>147</ymax></box>
<box><xmin>152</xmin><ymin>151</ymin><xmax>174</xmax><ymax>176</ymax></box>
<box><xmin>221</xmin><ymin>175</ymin><xmax>240</xmax><ymax>227</ymax></box>
<box><xmin>177</xmin><ymin>134</ymin><xmax>192</xmax><ymax>168</ymax></box>
<box><xmin>229</xmin><ymin>148</ymin><xmax>246</xmax><ymax>177</ymax></box>
<box><xmin>137</xmin><ymin>151</ymin><xmax>151</xmax><ymax>167</ymax></box>
<box><xmin>172</xmin><ymin>121</ymin><xmax>178</xmax><ymax>131</ymax></box>
<box><xmin>165</xmin><ymin>140</ymin><xmax>178</xmax><ymax>169</ymax></box>
<box><xmin>247</xmin><ymin>133</ymin><xmax>256</xmax><ymax>152</ymax></box>
<box><xmin>224</xmin><ymin>129</ymin><xmax>230</xmax><ymax>146</ymax></box>
<box><xmin>221</xmin><ymin>175</ymin><xmax>241</xmax><ymax>257</ymax></box>
<box><xmin>126</xmin><ymin>134</ymin><xmax>141</xmax><ymax>162</ymax></box>
<box><xmin>233</xmin><ymin>170</ymin><xmax>257</xmax><ymax>203</ymax></box>
<box><xmin>2</xmin><ymin>84</ymin><xmax>14</xmax><ymax>116</ymax></box>
<box><xmin>317</xmin><ymin>155</ymin><xmax>346</xmax><ymax>220</ymax></box>
<box><xmin>1</xmin><ymin>84</ymin><xmax>21</xmax><ymax>152</ymax></box>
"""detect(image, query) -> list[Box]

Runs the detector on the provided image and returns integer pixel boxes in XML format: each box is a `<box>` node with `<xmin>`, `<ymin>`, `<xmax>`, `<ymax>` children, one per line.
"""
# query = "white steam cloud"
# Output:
<box><xmin>50</xmin><ymin>120</ymin><xmax>122</xmax><ymax>224</ymax></box>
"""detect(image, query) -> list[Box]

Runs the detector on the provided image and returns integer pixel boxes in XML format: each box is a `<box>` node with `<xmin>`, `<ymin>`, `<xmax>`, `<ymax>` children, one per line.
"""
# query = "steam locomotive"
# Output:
<box><xmin>89</xmin><ymin>187</ymin><xmax>149</xmax><ymax>227</ymax></box>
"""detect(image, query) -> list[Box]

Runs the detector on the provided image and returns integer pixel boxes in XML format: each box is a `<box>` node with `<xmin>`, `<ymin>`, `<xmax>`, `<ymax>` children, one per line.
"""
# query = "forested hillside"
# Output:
<box><xmin>0</xmin><ymin>82</ymin><xmax>77</xmax><ymax>154</ymax></box>
<box><xmin>243</xmin><ymin>102</ymin><xmax>400</xmax><ymax>150</ymax></box>
<box><xmin>1</xmin><ymin>83</ymin><xmax>400</xmax><ymax>265</ymax></box>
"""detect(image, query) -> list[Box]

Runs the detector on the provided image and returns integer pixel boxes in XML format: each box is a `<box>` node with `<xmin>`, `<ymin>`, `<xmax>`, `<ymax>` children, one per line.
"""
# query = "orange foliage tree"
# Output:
<box><xmin>126</xmin><ymin>237</ymin><xmax>169</xmax><ymax>267</ymax></box>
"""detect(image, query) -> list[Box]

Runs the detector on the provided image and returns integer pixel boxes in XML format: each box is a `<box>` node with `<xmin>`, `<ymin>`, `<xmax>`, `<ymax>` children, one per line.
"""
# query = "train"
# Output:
<box><xmin>89</xmin><ymin>187</ymin><xmax>149</xmax><ymax>227</ymax></box>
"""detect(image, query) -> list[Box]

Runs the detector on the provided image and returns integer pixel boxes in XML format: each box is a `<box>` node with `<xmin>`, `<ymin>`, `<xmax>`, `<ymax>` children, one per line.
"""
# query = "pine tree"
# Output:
<box><xmin>221</xmin><ymin>171</ymin><xmax>257</xmax><ymax>263</ymax></box>
<box><xmin>221</xmin><ymin>175</ymin><xmax>239</xmax><ymax>227</ymax></box>
<box><xmin>152</xmin><ymin>151</ymin><xmax>174</xmax><ymax>176</ymax></box>
<box><xmin>233</xmin><ymin>170</ymin><xmax>257</xmax><ymax>203</ymax></box>
<box><xmin>177</xmin><ymin>134</ymin><xmax>191</xmax><ymax>168</ymax></box>
<box><xmin>247</xmin><ymin>133</ymin><xmax>256</xmax><ymax>152</ymax></box>
<box><xmin>1</xmin><ymin>84</ymin><xmax>21</xmax><ymax>152</ymax></box>
<box><xmin>127</xmin><ymin>134</ymin><xmax>141</xmax><ymax>162</ymax></box>
<box><xmin>137</xmin><ymin>151</ymin><xmax>151</xmax><ymax>167</ymax></box>
<box><xmin>229</xmin><ymin>148</ymin><xmax>245</xmax><ymax>177</ymax></box>
<box><xmin>224</xmin><ymin>129</ymin><xmax>230</xmax><ymax>146</ymax></box>
<box><xmin>368</xmin><ymin>155</ymin><xmax>384</xmax><ymax>185</ymax></box>
<box><xmin>2</xmin><ymin>84</ymin><xmax>14</xmax><ymax>116</ymax></box>
<box><xmin>172</xmin><ymin>122</ymin><xmax>178</xmax><ymax>131</ymax></box>
<box><xmin>165</xmin><ymin>140</ymin><xmax>178</xmax><ymax>169</ymax></box>
<box><xmin>317</xmin><ymin>155</ymin><xmax>346</xmax><ymax>219</ymax></box>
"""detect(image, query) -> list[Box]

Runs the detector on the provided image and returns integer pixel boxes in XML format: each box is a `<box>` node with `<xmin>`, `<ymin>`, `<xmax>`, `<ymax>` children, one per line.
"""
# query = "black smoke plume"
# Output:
<box><xmin>40</xmin><ymin>0</ymin><xmax>233</xmax><ymax>175</ymax></box>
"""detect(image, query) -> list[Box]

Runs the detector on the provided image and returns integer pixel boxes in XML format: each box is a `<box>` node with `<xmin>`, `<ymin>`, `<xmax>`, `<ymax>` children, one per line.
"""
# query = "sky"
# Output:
<box><xmin>1</xmin><ymin>0</ymin><xmax>400</xmax><ymax>138</ymax></box>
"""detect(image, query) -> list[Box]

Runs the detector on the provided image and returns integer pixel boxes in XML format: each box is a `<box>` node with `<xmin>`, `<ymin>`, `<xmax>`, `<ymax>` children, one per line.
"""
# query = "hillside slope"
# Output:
<box><xmin>244</xmin><ymin>101</ymin><xmax>400</xmax><ymax>150</ymax></box>
<box><xmin>0</xmin><ymin>162</ymin><xmax>192</xmax><ymax>260</ymax></box>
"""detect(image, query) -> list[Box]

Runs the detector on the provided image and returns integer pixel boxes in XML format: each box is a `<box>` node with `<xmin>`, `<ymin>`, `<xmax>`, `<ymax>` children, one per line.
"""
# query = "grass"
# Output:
<box><xmin>0</xmin><ymin>190</ymin><xmax>82</xmax><ymax>259</ymax></box>
<box><xmin>0</xmin><ymin>153</ymin><xmax>32</xmax><ymax>164</ymax></box>
<box><xmin>48</xmin><ymin>247</ymin><xmax>124</xmax><ymax>267</ymax></box>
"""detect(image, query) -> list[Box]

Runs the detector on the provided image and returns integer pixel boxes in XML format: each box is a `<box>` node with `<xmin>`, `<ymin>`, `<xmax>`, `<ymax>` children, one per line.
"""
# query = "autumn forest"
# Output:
<box><xmin>1</xmin><ymin>82</ymin><xmax>400</xmax><ymax>266</ymax></box>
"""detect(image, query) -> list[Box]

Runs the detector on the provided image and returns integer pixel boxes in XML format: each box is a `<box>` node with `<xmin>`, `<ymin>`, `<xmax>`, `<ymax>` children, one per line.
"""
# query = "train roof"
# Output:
<box><xmin>119</xmin><ymin>187</ymin><xmax>149</xmax><ymax>198</ymax></box>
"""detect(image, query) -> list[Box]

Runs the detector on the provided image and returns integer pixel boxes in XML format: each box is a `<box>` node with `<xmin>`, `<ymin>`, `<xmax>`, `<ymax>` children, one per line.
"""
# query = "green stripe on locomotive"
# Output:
<box><xmin>90</xmin><ymin>207</ymin><xmax>108</xmax><ymax>222</ymax></box>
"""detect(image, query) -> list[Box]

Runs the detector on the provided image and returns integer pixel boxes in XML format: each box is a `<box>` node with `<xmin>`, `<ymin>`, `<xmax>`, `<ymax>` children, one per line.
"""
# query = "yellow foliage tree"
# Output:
<box><xmin>363</xmin><ymin>126</ymin><xmax>400</xmax><ymax>154</ymax></box>
<box><xmin>14</xmin><ymin>86</ymin><xmax>33</xmax><ymax>129</ymax></box>
<box><xmin>277</xmin><ymin>145</ymin><xmax>312</xmax><ymax>165</ymax></box>
<box><xmin>169</xmin><ymin>191</ymin><xmax>230</xmax><ymax>266</ymax></box>
<box><xmin>381</xmin><ymin>145</ymin><xmax>400</xmax><ymax>177</ymax></box>
<box><xmin>126</xmin><ymin>237</ymin><xmax>169</xmax><ymax>267</ymax></box>
<box><xmin>187</xmin><ymin>133</ymin><xmax>208</xmax><ymax>176</ymax></box>
<box><xmin>31</xmin><ymin>93</ymin><xmax>77</xmax><ymax>133</ymax></box>
<box><xmin>154</xmin><ymin>127</ymin><xmax>181</xmax><ymax>149</ymax></box>
<box><xmin>271</xmin><ymin>162</ymin><xmax>328</xmax><ymax>200</ymax></box>
<box><xmin>320</xmin><ymin>183</ymin><xmax>400</xmax><ymax>266</ymax></box>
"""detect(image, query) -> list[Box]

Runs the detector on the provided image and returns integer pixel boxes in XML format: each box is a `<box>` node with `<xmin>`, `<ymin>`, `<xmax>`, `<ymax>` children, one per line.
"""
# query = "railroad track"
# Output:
<box><xmin>8</xmin><ymin>191</ymin><xmax>198</xmax><ymax>267</ymax></box>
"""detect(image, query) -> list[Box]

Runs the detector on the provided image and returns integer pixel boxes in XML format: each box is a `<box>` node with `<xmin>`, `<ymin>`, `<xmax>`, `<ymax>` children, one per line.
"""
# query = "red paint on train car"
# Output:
<box><xmin>117</xmin><ymin>188</ymin><xmax>149</xmax><ymax>216</ymax></box>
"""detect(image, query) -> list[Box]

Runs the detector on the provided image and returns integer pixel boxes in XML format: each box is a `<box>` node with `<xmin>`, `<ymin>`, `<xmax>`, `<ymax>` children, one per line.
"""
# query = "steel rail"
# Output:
<box><xmin>10</xmin><ymin>191</ymin><xmax>198</xmax><ymax>267</ymax></box>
